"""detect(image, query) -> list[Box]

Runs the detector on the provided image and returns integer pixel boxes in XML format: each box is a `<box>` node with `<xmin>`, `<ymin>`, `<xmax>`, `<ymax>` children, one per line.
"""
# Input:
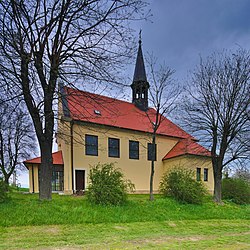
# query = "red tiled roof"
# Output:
<box><xmin>24</xmin><ymin>151</ymin><xmax>64</xmax><ymax>165</ymax></box>
<box><xmin>64</xmin><ymin>87</ymin><xmax>193</xmax><ymax>139</ymax></box>
<box><xmin>163</xmin><ymin>139</ymin><xmax>211</xmax><ymax>160</ymax></box>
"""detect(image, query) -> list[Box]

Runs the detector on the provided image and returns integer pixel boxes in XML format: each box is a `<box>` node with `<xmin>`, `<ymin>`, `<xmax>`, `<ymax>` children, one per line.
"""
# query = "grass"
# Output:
<box><xmin>0</xmin><ymin>192</ymin><xmax>249</xmax><ymax>249</ymax></box>
<box><xmin>1</xmin><ymin>193</ymin><xmax>249</xmax><ymax>227</ymax></box>
<box><xmin>1</xmin><ymin>220</ymin><xmax>249</xmax><ymax>249</ymax></box>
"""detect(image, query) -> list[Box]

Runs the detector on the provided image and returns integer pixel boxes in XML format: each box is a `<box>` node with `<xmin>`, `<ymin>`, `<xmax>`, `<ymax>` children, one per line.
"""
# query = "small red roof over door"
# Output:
<box><xmin>24</xmin><ymin>151</ymin><xmax>64</xmax><ymax>165</ymax></box>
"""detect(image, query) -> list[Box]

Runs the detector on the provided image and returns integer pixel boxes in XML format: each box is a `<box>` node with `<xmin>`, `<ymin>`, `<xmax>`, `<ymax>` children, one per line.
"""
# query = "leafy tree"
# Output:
<box><xmin>0</xmin><ymin>0</ymin><xmax>148</xmax><ymax>200</ymax></box>
<box><xmin>222</xmin><ymin>177</ymin><xmax>250</xmax><ymax>205</ymax></box>
<box><xmin>183</xmin><ymin>50</ymin><xmax>250</xmax><ymax>203</ymax></box>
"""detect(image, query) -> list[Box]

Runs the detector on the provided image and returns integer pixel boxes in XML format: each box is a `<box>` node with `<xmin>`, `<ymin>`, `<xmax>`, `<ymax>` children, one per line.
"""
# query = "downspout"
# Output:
<box><xmin>31</xmin><ymin>164</ymin><xmax>34</xmax><ymax>193</ymax></box>
<box><xmin>70</xmin><ymin>120</ymin><xmax>74</xmax><ymax>193</ymax></box>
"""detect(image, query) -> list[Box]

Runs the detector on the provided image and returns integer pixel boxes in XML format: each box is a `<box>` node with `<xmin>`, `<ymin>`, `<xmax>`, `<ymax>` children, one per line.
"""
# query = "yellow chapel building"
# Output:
<box><xmin>24</xmin><ymin>39</ymin><xmax>214</xmax><ymax>194</ymax></box>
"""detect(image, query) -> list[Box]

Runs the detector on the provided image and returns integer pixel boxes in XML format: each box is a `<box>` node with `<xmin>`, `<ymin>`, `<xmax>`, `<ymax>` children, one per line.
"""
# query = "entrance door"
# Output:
<box><xmin>75</xmin><ymin>170</ymin><xmax>85</xmax><ymax>191</ymax></box>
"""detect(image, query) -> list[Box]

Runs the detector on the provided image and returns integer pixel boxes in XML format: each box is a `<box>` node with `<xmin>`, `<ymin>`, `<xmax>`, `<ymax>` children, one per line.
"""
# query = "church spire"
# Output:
<box><xmin>133</xmin><ymin>30</ymin><xmax>147</xmax><ymax>82</ymax></box>
<box><xmin>131</xmin><ymin>31</ymin><xmax>149</xmax><ymax>111</ymax></box>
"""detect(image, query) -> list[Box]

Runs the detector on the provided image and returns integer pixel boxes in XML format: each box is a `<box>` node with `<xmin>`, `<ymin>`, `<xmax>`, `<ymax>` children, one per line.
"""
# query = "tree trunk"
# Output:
<box><xmin>149</xmin><ymin>160</ymin><xmax>155</xmax><ymax>201</ymax></box>
<box><xmin>213</xmin><ymin>169</ymin><xmax>222</xmax><ymax>203</ymax></box>
<box><xmin>149</xmin><ymin>134</ymin><xmax>156</xmax><ymax>201</ymax></box>
<box><xmin>39</xmin><ymin>142</ymin><xmax>53</xmax><ymax>200</ymax></box>
<box><xmin>1</xmin><ymin>174</ymin><xmax>9</xmax><ymax>192</ymax></box>
<box><xmin>3</xmin><ymin>175</ymin><xmax>9</xmax><ymax>186</ymax></box>
<box><xmin>12</xmin><ymin>171</ymin><xmax>17</xmax><ymax>186</ymax></box>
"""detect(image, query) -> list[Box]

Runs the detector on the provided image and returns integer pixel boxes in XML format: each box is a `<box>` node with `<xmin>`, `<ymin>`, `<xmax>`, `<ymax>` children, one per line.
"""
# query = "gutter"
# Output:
<box><xmin>71</xmin><ymin>119</ymin><xmax>193</xmax><ymax>141</ymax></box>
<box><xmin>70</xmin><ymin>120</ymin><xmax>74</xmax><ymax>192</ymax></box>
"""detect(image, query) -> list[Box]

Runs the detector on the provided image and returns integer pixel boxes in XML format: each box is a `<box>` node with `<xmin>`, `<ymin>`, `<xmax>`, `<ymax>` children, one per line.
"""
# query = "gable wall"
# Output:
<box><xmin>162</xmin><ymin>155</ymin><xmax>214</xmax><ymax>192</ymax></box>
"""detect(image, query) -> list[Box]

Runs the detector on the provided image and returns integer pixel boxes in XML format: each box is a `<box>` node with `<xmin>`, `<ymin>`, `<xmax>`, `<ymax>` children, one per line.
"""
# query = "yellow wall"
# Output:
<box><xmin>55</xmin><ymin>98</ymin><xmax>214</xmax><ymax>194</ymax></box>
<box><xmin>29</xmin><ymin>119</ymin><xmax>214</xmax><ymax>194</ymax></box>
<box><xmin>162</xmin><ymin>155</ymin><xmax>214</xmax><ymax>192</ymax></box>
<box><xmin>27</xmin><ymin>164</ymin><xmax>39</xmax><ymax>193</ymax></box>
<box><xmin>57</xmin><ymin>118</ymin><xmax>73</xmax><ymax>194</ymax></box>
<box><xmin>57</xmin><ymin>120</ymin><xmax>179</xmax><ymax>194</ymax></box>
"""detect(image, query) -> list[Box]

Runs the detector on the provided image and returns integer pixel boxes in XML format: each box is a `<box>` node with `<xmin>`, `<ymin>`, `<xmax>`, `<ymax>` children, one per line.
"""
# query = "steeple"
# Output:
<box><xmin>131</xmin><ymin>31</ymin><xmax>149</xmax><ymax>111</ymax></box>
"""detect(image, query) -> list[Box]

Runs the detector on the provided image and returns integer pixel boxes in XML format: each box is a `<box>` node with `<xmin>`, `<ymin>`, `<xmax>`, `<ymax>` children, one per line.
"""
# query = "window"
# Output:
<box><xmin>85</xmin><ymin>135</ymin><xmax>98</xmax><ymax>156</ymax></box>
<box><xmin>129</xmin><ymin>140</ymin><xmax>139</xmax><ymax>159</ymax></box>
<box><xmin>148</xmin><ymin>143</ymin><xmax>157</xmax><ymax>161</ymax></box>
<box><xmin>94</xmin><ymin>110</ymin><xmax>101</xmax><ymax>115</ymax></box>
<box><xmin>196</xmin><ymin>168</ymin><xmax>201</xmax><ymax>181</ymax></box>
<box><xmin>52</xmin><ymin>167</ymin><xmax>64</xmax><ymax>191</ymax></box>
<box><xmin>108</xmin><ymin>138</ymin><xmax>120</xmax><ymax>158</ymax></box>
<box><xmin>204</xmin><ymin>168</ymin><xmax>208</xmax><ymax>181</ymax></box>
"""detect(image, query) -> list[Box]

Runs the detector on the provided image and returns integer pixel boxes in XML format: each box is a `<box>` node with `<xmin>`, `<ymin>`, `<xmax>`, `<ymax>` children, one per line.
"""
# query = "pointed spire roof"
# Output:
<box><xmin>133</xmin><ymin>32</ymin><xmax>147</xmax><ymax>82</ymax></box>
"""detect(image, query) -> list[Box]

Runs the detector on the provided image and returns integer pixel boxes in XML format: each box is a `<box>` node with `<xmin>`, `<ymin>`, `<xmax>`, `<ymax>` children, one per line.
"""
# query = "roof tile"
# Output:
<box><xmin>24</xmin><ymin>151</ymin><xmax>64</xmax><ymax>165</ymax></box>
<box><xmin>64</xmin><ymin>87</ymin><xmax>193</xmax><ymax>139</ymax></box>
<box><xmin>163</xmin><ymin>139</ymin><xmax>211</xmax><ymax>160</ymax></box>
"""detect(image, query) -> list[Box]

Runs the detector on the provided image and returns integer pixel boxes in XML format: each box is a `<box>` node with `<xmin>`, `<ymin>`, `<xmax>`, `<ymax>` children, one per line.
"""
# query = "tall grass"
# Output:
<box><xmin>0</xmin><ymin>192</ymin><xmax>249</xmax><ymax>227</ymax></box>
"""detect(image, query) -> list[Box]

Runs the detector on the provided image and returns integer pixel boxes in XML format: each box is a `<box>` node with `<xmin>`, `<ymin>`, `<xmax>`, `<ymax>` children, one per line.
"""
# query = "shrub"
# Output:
<box><xmin>87</xmin><ymin>163</ymin><xmax>135</xmax><ymax>206</ymax></box>
<box><xmin>222</xmin><ymin>177</ymin><xmax>250</xmax><ymax>205</ymax></box>
<box><xmin>159</xmin><ymin>167</ymin><xmax>207</xmax><ymax>204</ymax></box>
<box><xmin>0</xmin><ymin>179</ymin><xmax>8</xmax><ymax>203</ymax></box>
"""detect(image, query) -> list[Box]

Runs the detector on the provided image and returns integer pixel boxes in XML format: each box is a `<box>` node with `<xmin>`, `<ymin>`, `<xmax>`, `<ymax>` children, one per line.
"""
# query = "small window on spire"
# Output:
<box><xmin>136</xmin><ymin>93</ymin><xmax>139</xmax><ymax>99</ymax></box>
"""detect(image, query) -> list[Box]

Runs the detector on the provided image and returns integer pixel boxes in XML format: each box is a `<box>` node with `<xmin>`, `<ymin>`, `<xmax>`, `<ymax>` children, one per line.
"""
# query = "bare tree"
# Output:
<box><xmin>146</xmin><ymin>57</ymin><xmax>179</xmax><ymax>201</ymax></box>
<box><xmin>0</xmin><ymin>0</ymin><xmax>148</xmax><ymax>200</ymax></box>
<box><xmin>183</xmin><ymin>50</ymin><xmax>250</xmax><ymax>203</ymax></box>
<box><xmin>233</xmin><ymin>167</ymin><xmax>250</xmax><ymax>183</ymax></box>
<box><xmin>0</xmin><ymin>101</ymin><xmax>34</xmax><ymax>186</ymax></box>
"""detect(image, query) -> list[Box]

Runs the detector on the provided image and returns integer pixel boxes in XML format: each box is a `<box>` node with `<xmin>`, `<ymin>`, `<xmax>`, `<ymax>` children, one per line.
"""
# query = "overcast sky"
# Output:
<box><xmin>18</xmin><ymin>0</ymin><xmax>250</xmax><ymax>187</ymax></box>
<box><xmin>128</xmin><ymin>0</ymin><xmax>250</xmax><ymax>83</ymax></box>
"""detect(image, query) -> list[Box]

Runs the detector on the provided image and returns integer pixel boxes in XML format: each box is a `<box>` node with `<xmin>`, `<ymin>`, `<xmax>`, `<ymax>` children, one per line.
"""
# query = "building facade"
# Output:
<box><xmin>24</xmin><ymin>39</ymin><xmax>214</xmax><ymax>194</ymax></box>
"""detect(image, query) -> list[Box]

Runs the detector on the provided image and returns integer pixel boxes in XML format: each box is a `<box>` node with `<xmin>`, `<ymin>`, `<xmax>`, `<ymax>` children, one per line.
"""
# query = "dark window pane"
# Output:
<box><xmin>204</xmin><ymin>168</ymin><xmax>208</xmax><ymax>181</ymax></box>
<box><xmin>196</xmin><ymin>168</ymin><xmax>201</xmax><ymax>181</ymax></box>
<box><xmin>85</xmin><ymin>135</ymin><xmax>98</xmax><ymax>156</ymax></box>
<box><xmin>108</xmin><ymin>138</ymin><xmax>120</xmax><ymax>158</ymax></box>
<box><xmin>148</xmin><ymin>143</ymin><xmax>157</xmax><ymax>161</ymax></box>
<box><xmin>129</xmin><ymin>140</ymin><xmax>139</xmax><ymax>159</ymax></box>
<box><xmin>51</xmin><ymin>170</ymin><xmax>64</xmax><ymax>191</ymax></box>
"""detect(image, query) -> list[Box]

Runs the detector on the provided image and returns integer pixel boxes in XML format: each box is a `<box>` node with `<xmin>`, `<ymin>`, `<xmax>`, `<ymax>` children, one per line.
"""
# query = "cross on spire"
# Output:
<box><xmin>133</xmin><ymin>30</ymin><xmax>147</xmax><ymax>82</ymax></box>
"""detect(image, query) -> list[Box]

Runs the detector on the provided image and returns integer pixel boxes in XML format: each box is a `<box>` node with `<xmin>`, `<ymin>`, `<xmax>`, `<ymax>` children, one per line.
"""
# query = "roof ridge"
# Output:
<box><xmin>65</xmin><ymin>86</ymin><xmax>135</xmax><ymax>106</ymax></box>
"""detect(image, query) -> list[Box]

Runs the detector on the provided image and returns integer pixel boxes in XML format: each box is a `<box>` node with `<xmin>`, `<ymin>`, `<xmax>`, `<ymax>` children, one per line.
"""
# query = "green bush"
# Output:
<box><xmin>87</xmin><ymin>163</ymin><xmax>135</xmax><ymax>206</ymax></box>
<box><xmin>159</xmin><ymin>167</ymin><xmax>207</xmax><ymax>204</ymax></box>
<box><xmin>0</xmin><ymin>179</ymin><xmax>8</xmax><ymax>203</ymax></box>
<box><xmin>222</xmin><ymin>177</ymin><xmax>250</xmax><ymax>205</ymax></box>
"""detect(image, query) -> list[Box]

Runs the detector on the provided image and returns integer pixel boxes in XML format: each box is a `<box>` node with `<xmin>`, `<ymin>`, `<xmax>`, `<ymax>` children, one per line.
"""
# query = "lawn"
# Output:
<box><xmin>0</xmin><ymin>192</ymin><xmax>249</xmax><ymax>249</ymax></box>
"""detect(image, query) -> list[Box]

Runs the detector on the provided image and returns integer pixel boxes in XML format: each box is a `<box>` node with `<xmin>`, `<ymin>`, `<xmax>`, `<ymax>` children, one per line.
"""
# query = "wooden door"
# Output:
<box><xmin>75</xmin><ymin>170</ymin><xmax>85</xmax><ymax>191</ymax></box>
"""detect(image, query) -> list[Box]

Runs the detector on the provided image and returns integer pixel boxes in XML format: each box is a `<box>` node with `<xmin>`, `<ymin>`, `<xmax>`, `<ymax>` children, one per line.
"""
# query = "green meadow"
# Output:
<box><xmin>0</xmin><ymin>192</ymin><xmax>249</xmax><ymax>249</ymax></box>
